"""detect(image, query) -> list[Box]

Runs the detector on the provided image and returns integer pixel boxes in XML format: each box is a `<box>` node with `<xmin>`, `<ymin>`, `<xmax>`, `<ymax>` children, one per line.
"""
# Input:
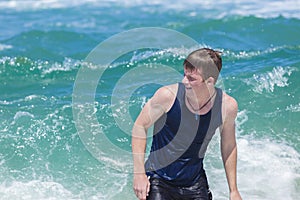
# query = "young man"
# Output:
<box><xmin>132</xmin><ymin>48</ymin><xmax>242</xmax><ymax>200</ymax></box>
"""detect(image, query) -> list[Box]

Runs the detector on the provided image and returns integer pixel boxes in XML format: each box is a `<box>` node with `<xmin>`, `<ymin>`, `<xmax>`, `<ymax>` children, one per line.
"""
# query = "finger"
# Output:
<box><xmin>146</xmin><ymin>180</ymin><xmax>151</xmax><ymax>196</ymax></box>
<box><xmin>140</xmin><ymin>189</ymin><xmax>147</xmax><ymax>200</ymax></box>
<box><xmin>134</xmin><ymin>188</ymin><xmax>145</xmax><ymax>200</ymax></box>
<box><xmin>134</xmin><ymin>188</ymin><xmax>141</xmax><ymax>199</ymax></box>
<box><xmin>133</xmin><ymin>187</ymin><xmax>138</xmax><ymax>196</ymax></box>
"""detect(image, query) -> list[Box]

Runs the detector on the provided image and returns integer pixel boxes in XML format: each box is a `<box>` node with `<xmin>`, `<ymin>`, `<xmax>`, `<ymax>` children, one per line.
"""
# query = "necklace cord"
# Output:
<box><xmin>186</xmin><ymin>89</ymin><xmax>217</xmax><ymax>112</ymax></box>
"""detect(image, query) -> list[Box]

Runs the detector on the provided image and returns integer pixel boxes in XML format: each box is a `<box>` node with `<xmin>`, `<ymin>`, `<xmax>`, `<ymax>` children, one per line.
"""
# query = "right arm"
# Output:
<box><xmin>132</xmin><ymin>85</ymin><xmax>176</xmax><ymax>200</ymax></box>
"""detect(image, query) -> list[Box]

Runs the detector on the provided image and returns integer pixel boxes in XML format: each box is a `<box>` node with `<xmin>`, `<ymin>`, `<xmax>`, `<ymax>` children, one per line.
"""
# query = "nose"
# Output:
<box><xmin>182</xmin><ymin>75</ymin><xmax>189</xmax><ymax>86</ymax></box>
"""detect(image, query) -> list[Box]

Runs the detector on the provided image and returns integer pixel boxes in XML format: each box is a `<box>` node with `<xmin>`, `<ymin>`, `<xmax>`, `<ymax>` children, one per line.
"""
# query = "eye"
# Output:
<box><xmin>184</xmin><ymin>72</ymin><xmax>196</xmax><ymax>82</ymax></box>
<box><xmin>187</xmin><ymin>76</ymin><xmax>196</xmax><ymax>81</ymax></box>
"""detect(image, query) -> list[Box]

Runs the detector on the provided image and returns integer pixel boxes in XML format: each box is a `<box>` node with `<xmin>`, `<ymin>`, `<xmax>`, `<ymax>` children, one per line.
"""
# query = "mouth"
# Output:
<box><xmin>185</xmin><ymin>87</ymin><xmax>192</xmax><ymax>90</ymax></box>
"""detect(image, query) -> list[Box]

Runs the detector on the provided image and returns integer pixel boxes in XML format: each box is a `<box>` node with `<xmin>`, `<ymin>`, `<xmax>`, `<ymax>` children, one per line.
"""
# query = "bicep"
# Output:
<box><xmin>220</xmin><ymin>121</ymin><xmax>236</xmax><ymax>145</ymax></box>
<box><xmin>132</xmin><ymin>98</ymin><xmax>165</xmax><ymax>143</ymax></box>
<box><xmin>134</xmin><ymin>99</ymin><xmax>165</xmax><ymax>130</ymax></box>
<box><xmin>220</xmin><ymin>96</ymin><xmax>238</xmax><ymax>152</ymax></box>
<box><xmin>134</xmin><ymin>87</ymin><xmax>173</xmax><ymax>130</ymax></box>
<box><xmin>220</xmin><ymin>95</ymin><xmax>238</xmax><ymax>136</ymax></box>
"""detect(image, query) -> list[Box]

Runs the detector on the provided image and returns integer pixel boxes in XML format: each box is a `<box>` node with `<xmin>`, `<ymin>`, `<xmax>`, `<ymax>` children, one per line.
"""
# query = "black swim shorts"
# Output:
<box><xmin>147</xmin><ymin>175</ymin><xmax>213</xmax><ymax>200</ymax></box>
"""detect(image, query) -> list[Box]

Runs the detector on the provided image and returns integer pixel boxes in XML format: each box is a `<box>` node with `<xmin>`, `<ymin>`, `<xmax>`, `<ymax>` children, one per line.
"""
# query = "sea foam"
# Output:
<box><xmin>0</xmin><ymin>0</ymin><xmax>299</xmax><ymax>19</ymax></box>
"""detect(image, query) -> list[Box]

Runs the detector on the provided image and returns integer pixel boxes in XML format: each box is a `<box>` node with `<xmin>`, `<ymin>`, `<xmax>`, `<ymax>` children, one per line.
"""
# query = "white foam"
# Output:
<box><xmin>41</xmin><ymin>58</ymin><xmax>81</xmax><ymax>75</ymax></box>
<box><xmin>0</xmin><ymin>152</ymin><xmax>130</xmax><ymax>199</ymax></box>
<box><xmin>0</xmin><ymin>0</ymin><xmax>98</xmax><ymax>11</ymax></box>
<box><xmin>245</xmin><ymin>66</ymin><xmax>297</xmax><ymax>94</ymax></box>
<box><xmin>119</xmin><ymin>0</ymin><xmax>300</xmax><ymax>19</ymax></box>
<box><xmin>0</xmin><ymin>180</ymin><xmax>75</xmax><ymax>200</ymax></box>
<box><xmin>235</xmin><ymin>109</ymin><xmax>249</xmax><ymax>134</ymax></box>
<box><xmin>0</xmin><ymin>44</ymin><xmax>13</xmax><ymax>51</ymax></box>
<box><xmin>24</xmin><ymin>95</ymin><xmax>46</xmax><ymax>102</ymax></box>
<box><xmin>237</xmin><ymin>137</ymin><xmax>300</xmax><ymax>200</ymax></box>
<box><xmin>0</xmin><ymin>56</ymin><xmax>81</xmax><ymax>76</ymax></box>
<box><xmin>286</xmin><ymin>103</ymin><xmax>300</xmax><ymax>112</ymax></box>
<box><xmin>13</xmin><ymin>111</ymin><xmax>35</xmax><ymax>121</ymax></box>
<box><xmin>128</xmin><ymin>46</ymin><xmax>205</xmax><ymax>64</ymax></box>
<box><xmin>204</xmin><ymin>110</ymin><xmax>300</xmax><ymax>199</ymax></box>
<box><xmin>223</xmin><ymin>46</ymin><xmax>288</xmax><ymax>60</ymax></box>
<box><xmin>0</xmin><ymin>95</ymin><xmax>48</xmax><ymax>106</ymax></box>
<box><xmin>1</xmin><ymin>0</ymin><xmax>299</xmax><ymax>19</ymax></box>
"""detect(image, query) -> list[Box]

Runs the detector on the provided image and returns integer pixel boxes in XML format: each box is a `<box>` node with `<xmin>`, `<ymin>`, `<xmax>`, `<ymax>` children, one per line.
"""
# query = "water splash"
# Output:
<box><xmin>244</xmin><ymin>66</ymin><xmax>297</xmax><ymax>94</ymax></box>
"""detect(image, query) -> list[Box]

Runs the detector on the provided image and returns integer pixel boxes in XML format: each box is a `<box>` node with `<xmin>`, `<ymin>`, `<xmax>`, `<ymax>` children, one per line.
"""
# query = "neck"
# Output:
<box><xmin>186</xmin><ymin>87</ymin><xmax>216</xmax><ymax>112</ymax></box>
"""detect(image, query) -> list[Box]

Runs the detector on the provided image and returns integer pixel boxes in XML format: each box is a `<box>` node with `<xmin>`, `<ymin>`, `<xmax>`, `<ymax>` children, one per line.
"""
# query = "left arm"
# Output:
<box><xmin>220</xmin><ymin>95</ymin><xmax>242</xmax><ymax>200</ymax></box>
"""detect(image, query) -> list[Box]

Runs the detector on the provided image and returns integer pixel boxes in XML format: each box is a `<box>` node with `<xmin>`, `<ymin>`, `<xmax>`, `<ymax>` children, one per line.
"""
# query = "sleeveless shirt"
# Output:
<box><xmin>145</xmin><ymin>83</ymin><xmax>223</xmax><ymax>186</ymax></box>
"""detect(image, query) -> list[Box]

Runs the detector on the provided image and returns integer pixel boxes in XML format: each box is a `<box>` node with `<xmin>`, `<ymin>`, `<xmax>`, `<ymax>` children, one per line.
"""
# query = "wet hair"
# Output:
<box><xmin>183</xmin><ymin>48</ymin><xmax>222</xmax><ymax>82</ymax></box>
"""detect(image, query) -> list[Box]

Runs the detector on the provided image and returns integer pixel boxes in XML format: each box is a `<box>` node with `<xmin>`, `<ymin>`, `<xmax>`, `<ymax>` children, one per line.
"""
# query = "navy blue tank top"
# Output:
<box><xmin>145</xmin><ymin>83</ymin><xmax>223</xmax><ymax>186</ymax></box>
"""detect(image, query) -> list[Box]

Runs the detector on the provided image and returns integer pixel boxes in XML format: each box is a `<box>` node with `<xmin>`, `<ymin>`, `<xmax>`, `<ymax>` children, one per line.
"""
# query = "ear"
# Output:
<box><xmin>206</xmin><ymin>77</ymin><xmax>215</xmax><ymax>85</ymax></box>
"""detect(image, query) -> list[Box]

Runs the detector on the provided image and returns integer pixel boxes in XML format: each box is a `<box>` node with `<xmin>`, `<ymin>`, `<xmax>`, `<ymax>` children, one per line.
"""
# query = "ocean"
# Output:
<box><xmin>0</xmin><ymin>0</ymin><xmax>299</xmax><ymax>199</ymax></box>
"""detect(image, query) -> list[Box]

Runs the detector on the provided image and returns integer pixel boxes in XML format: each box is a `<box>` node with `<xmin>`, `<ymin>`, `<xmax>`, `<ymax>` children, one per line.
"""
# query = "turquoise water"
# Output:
<box><xmin>0</xmin><ymin>1</ymin><xmax>300</xmax><ymax>199</ymax></box>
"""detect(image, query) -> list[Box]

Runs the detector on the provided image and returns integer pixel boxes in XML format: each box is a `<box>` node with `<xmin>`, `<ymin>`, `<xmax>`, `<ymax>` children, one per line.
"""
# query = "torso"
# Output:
<box><xmin>145</xmin><ymin>83</ymin><xmax>223</xmax><ymax>186</ymax></box>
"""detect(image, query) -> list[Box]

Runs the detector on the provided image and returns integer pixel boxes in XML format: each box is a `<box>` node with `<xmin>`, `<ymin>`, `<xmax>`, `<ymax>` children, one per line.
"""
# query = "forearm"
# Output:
<box><xmin>132</xmin><ymin>124</ymin><xmax>147</xmax><ymax>174</ymax></box>
<box><xmin>132</xmin><ymin>124</ymin><xmax>151</xmax><ymax>200</ymax></box>
<box><xmin>222</xmin><ymin>144</ymin><xmax>238</xmax><ymax>192</ymax></box>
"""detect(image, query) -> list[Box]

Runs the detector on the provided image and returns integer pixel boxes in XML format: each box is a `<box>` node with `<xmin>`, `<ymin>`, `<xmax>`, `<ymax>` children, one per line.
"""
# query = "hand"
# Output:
<box><xmin>133</xmin><ymin>174</ymin><xmax>150</xmax><ymax>200</ymax></box>
<box><xmin>230</xmin><ymin>190</ymin><xmax>242</xmax><ymax>200</ymax></box>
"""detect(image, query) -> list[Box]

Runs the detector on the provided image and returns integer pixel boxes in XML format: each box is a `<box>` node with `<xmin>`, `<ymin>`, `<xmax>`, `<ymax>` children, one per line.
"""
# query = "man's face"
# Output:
<box><xmin>182</xmin><ymin>66</ymin><xmax>205</xmax><ymax>90</ymax></box>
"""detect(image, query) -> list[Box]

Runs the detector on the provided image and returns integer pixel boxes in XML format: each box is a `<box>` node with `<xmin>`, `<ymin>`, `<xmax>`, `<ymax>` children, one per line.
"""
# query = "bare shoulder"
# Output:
<box><xmin>151</xmin><ymin>83</ymin><xmax>178</xmax><ymax>112</ymax></box>
<box><xmin>153</xmin><ymin>84</ymin><xmax>177</xmax><ymax>99</ymax></box>
<box><xmin>221</xmin><ymin>91</ymin><xmax>238</xmax><ymax>123</ymax></box>
<box><xmin>134</xmin><ymin>84</ymin><xmax>178</xmax><ymax>128</ymax></box>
